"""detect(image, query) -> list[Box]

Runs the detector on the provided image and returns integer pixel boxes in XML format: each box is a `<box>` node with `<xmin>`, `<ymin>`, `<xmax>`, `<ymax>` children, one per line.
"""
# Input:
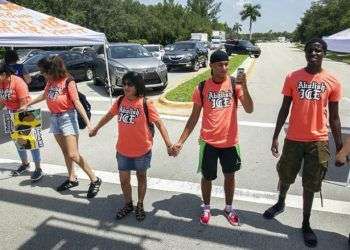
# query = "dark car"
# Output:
<box><xmin>224</xmin><ymin>40</ymin><xmax>261</xmax><ymax>58</ymax></box>
<box><xmin>93</xmin><ymin>43</ymin><xmax>168</xmax><ymax>95</ymax></box>
<box><xmin>26</xmin><ymin>51</ymin><xmax>95</xmax><ymax>89</ymax></box>
<box><xmin>70</xmin><ymin>46</ymin><xmax>97</xmax><ymax>59</ymax></box>
<box><xmin>162</xmin><ymin>41</ymin><xmax>208</xmax><ymax>71</ymax></box>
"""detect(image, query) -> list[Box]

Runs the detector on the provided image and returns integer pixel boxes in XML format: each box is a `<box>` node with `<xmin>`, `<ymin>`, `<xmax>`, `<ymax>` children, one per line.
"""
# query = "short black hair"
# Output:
<box><xmin>0</xmin><ymin>62</ymin><xmax>14</xmax><ymax>76</ymax></box>
<box><xmin>304</xmin><ymin>38</ymin><xmax>327</xmax><ymax>52</ymax></box>
<box><xmin>122</xmin><ymin>71</ymin><xmax>146</xmax><ymax>97</ymax></box>
<box><xmin>4</xmin><ymin>49</ymin><xmax>19</xmax><ymax>64</ymax></box>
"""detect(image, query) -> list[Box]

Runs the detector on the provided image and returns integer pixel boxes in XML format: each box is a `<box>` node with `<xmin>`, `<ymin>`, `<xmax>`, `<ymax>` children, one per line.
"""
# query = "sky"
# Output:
<box><xmin>139</xmin><ymin>0</ymin><xmax>315</xmax><ymax>33</ymax></box>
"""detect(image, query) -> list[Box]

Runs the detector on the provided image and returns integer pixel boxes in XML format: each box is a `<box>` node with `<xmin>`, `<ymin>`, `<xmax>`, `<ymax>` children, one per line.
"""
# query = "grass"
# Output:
<box><xmin>165</xmin><ymin>54</ymin><xmax>248</xmax><ymax>102</ymax></box>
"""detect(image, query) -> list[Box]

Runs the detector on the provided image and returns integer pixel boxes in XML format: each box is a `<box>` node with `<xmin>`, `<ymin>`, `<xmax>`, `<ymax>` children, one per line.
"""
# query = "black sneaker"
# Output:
<box><xmin>31</xmin><ymin>168</ymin><xmax>43</xmax><ymax>182</ymax></box>
<box><xmin>12</xmin><ymin>163</ymin><xmax>30</xmax><ymax>176</ymax></box>
<box><xmin>57</xmin><ymin>179</ymin><xmax>79</xmax><ymax>192</ymax></box>
<box><xmin>87</xmin><ymin>177</ymin><xmax>102</xmax><ymax>198</ymax></box>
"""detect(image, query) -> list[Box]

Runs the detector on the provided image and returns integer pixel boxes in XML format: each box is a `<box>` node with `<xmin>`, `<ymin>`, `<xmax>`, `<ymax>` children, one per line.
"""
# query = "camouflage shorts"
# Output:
<box><xmin>277</xmin><ymin>139</ymin><xmax>330</xmax><ymax>192</ymax></box>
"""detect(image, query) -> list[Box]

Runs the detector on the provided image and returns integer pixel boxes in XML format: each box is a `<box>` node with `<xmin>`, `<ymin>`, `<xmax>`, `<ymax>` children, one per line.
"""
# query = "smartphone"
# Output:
<box><xmin>236</xmin><ymin>68</ymin><xmax>245</xmax><ymax>78</ymax></box>
<box><xmin>235</xmin><ymin>68</ymin><xmax>245</xmax><ymax>83</ymax></box>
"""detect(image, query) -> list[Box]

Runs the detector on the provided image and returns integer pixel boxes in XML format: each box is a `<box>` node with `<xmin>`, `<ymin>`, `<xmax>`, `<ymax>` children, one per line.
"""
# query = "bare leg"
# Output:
<box><xmin>224</xmin><ymin>173</ymin><xmax>235</xmax><ymax>206</ymax></box>
<box><xmin>63</xmin><ymin>135</ymin><xmax>97</xmax><ymax>182</ymax></box>
<box><xmin>54</xmin><ymin>134</ymin><xmax>76</xmax><ymax>181</ymax></box>
<box><xmin>119</xmin><ymin>171</ymin><xmax>132</xmax><ymax>204</ymax></box>
<box><xmin>136</xmin><ymin>171</ymin><xmax>147</xmax><ymax>203</ymax></box>
<box><xmin>201</xmin><ymin>178</ymin><xmax>212</xmax><ymax>205</ymax></box>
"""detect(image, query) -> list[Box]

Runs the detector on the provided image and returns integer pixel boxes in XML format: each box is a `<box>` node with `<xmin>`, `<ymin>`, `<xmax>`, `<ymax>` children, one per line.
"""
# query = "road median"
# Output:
<box><xmin>158</xmin><ymin>54</ymin><xmax>254</xmax><ymax>110</ymax></box>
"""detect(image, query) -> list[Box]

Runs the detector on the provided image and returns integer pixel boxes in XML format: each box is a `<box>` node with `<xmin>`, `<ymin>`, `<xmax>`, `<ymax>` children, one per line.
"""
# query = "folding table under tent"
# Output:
<box><xmin>323</xmin><ymin>28</ymin><xmax>350</xmax><ymax>53</ymax></box>
<box><xmin>0</xmin><ymin>0</ymin><xmax>112</xmax><ymax>99</ymax></box>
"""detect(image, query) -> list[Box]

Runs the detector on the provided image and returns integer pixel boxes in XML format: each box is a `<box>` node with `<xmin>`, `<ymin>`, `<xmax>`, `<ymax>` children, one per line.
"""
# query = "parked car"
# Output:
<box><xmin>93</xmin><ymin>43</ymin><xmax>168</xmax><ymax>95</ymax></box>
<box><xmin>164</xmin><ymin>44</ymin><xmax>174</xmax><ymax>51</ymax></box>
<box><xmin>210</xmin><ymin>40</ymin><xmax>223</xmax><ymax>50</ymax></box>
<box><xmin>26</xmin><ymin>51</ymin><xmax>96</xmax><ymax>89</ymax></box>
<box><xmin>224</xmin><ymin>40</ymin><xmax>261</xmax><ymax>58</ymax></box>
<box><xmin>143</xmin><ymin>44</ymin><xmax>165</xmax><ymax>60</ymax></box>
<box><xmin>17</xmin><ymin>49</ymin><xmax>44</xmax><ymax>63</ymax></box>
<box><xmin>70</xmin><ymin>46</ymin><xmax>97</xmax><ymax>59</ymax></box>
<box><xmin>162</xmin><ymin>40</ymin><xmax>208</xmax><ymax>71</ymax></box>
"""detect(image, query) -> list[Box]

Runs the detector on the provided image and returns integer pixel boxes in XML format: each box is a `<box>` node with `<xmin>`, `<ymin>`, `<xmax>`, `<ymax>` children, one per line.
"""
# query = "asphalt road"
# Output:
<box><xmin>0</xmin><ymin>43</ymin><xmax>349</xmax><ymax>249</ymax></box>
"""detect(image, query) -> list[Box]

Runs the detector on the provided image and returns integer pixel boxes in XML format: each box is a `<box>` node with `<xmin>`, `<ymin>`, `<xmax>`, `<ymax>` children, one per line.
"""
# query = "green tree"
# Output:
<box><xmin>240</xmin><ymin>3</ymin><xmax>261</xmax><ymax>40</ymax></box>
<box><xmin>294</xmin><ymin>0</ymin><xmax>350</xmax><ymax>43</ymax></box>
<box><xmin>232</xmin><ymin>22</ymin><xmax>242</xmax><ymax>36</ymax></box>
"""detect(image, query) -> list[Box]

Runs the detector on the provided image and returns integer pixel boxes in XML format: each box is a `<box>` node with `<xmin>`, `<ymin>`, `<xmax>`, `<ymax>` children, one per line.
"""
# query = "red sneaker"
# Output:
<box><xmin>200</xmin><ymin>209</ymin><xmax>211</xmax><ymax>225</ymax></box>
<box><xmin>224</xmin><ymin>209</ymin><xmax>240</xmax><ymax>226</ymax></box>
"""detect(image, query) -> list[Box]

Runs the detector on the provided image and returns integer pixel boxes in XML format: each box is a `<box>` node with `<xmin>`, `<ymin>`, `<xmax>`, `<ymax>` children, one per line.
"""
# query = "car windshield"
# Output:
<box><xmin>23</xmin><ymin>53</ymin><xmax>47</xmax><ymax>65</ymax></box>
<box><xmin>173</xmin><ymin>43</ymin><xmax>195</xmax><ymax>50</ymax></box>
<box><xmin>109</xmin><ymin>45</ymin><xmax>152</xmax><ymax>59</ymax></box>
<box><xmin>144</xmin><ymin>46</ymin><xmax>159</xmax><ymax>52</ymax></box>
<box><xmin>239</xmin><ymin>41</ymin><xmax>253</xmax><ymax>47</ymax></box>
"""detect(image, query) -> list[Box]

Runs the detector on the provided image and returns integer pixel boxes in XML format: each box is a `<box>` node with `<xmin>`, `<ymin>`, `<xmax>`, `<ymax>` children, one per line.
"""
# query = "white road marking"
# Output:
<box><xmin>342</xmin><ymin>97</ymin><xmax>350</xmax><ymax>102</ymax></box>
<box><xmin>0</xmin><ymin>158</ymin><xmax>349</xmax><ymax>215</ymax></box>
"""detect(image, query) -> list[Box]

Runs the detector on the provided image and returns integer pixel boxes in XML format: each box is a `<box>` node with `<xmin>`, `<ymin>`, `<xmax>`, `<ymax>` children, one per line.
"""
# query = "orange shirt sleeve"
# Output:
<box><xmin>146</xmin><ymin>99</ymin><xmax>160</xmax><ymax>123</ymax></box>
<box><xmin>67</xmin><ymin>80</ymin><xmax>79</xmax><ymax>101</ymax></box>
<box><xmin>108</xmin><ymin>97</ymin><xmax>121</xmax><ymax>116</ymax></box>
<box><xmin>329</xmin><ymin>80</ymin><xmax>342</xmax><ymax>102</ymax></box>
<box><xmin>281</xmin><ymin>75</ymin><xmax>293</xmax><ymax>96</ymax></box>
<box><xmin>192</xmin><ymin>87</ymin><xmax>202</xmax><ymax>106</ymax></box>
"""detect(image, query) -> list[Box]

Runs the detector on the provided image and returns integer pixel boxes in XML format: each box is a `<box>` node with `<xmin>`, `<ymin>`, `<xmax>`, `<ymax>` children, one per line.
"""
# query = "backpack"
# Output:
<box><xmin>198</xmin><ymin>76</ymin><xmax>237</xmax><ymax>105</ymax></box>
<box><xmin>65</xmin><ymin>78</ymin><xmax>91</xmax><ymax>130</ymax></box>
<box><xmin>116</xmin><ymin>95</ymin><xmax>155</xmax><ymax>137</ymax></box>
<box><xmin>8</xmin><ymin>64</ymin><xmax>25</xmax><ymax>78</ymax></box>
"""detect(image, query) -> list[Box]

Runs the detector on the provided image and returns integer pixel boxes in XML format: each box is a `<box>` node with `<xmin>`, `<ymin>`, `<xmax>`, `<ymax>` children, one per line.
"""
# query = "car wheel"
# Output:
<box><xmin>254</xmin><ymin>54</ymin><xmax>260</xmax><ymax>58</ymax></box>
<box><xmin>167</xmin><ymin>66</ymin><xmax>172</xmax><ymax>72</ymax></box>
<box><xmin>85</xmin><ymin>67</ymin><xmax>94</xmax><ymax>81</ymax></box>
<box><xmin>192</xmin><ymin>60</ymin><xmax>200</xmax><ymax>72</ymax></box>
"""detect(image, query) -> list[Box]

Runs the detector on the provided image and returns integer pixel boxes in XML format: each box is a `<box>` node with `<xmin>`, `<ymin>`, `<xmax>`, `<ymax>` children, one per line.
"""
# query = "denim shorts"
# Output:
<box><xmin>116</xmin><ymin>151</ymin><xmax>152</xmax><ymax>172</ymax></box>
<box><xmin>49</xmin><ymin>109</ymin><xmax>79</xmax><ymax>136</ymax></box>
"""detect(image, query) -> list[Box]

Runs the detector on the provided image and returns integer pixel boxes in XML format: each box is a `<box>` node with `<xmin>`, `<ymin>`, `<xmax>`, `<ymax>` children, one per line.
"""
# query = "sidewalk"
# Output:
<box><xmin>0</xmin><ymin>166</ymin><xmax>348</xmax><ymax>250</ymax></box>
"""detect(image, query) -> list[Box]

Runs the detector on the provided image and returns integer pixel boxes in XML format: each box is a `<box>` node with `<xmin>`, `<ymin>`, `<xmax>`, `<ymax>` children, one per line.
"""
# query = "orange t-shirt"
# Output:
<box><xmin>0</xmin><ymin>75</ymin><xmax>30</xmax><ymax>111</ymax></box>
<box><xmin>109</xmin><ymin>96</ymin><xmax>160</xmax><ymax>157</ymax></box>
<box><xmin>282</xmin><ymin>68</ymin><xmax>342</xmax><ymax>141</ymax></box>
<box><xmin>192</xmin><ymin>76</ymin><xmax>244</xmax><ymax>148</ymax></box>
<box><xmin>44</xmin><ymin>77</ymin><xmax>79</xmax><ymax>114</ymax></box>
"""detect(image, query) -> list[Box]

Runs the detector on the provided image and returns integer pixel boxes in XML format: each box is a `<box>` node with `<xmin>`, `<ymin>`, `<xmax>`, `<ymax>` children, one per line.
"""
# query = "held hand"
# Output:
<box><xmin>167</xmin><ymin>145</ymin><xmax>174</xmax><ymax>156</ymax></box>
<box><xmin>271</xmin><ymin>139</ymin><xmax>279</xmax><ymax>158</ymax></box>
<box><xmin>171</xmin><ymin>143</ymin><xmax>183</xmax><ymax>157</ymax></box>
<box><xmin>89</xmin><ymin>127</ymin><xmax>98</xmax><ymax>137</ymax></box>
<box><xmin>335</xmin><ymin>150</ymin><xmax>347</xmax><ymax>167</ymax></box>
<box><xmin>18</xmin><ymin>104</ymin><xmax>29</xmax><ymax>112</ymax></box>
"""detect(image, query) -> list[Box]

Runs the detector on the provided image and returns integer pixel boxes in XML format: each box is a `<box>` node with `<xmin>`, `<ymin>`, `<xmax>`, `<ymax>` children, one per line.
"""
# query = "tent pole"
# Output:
<box><xmin>103</xmin><ymin>42</ymin><xmax>113</xmax><ymax>105</ymax></box>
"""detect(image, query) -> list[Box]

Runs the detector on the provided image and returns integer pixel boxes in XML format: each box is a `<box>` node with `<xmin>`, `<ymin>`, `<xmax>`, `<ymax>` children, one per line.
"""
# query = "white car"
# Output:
<box><xmin>143</xmin><ymin>44</ymin><xmax>165</xmax><ymax>60</ymax></box>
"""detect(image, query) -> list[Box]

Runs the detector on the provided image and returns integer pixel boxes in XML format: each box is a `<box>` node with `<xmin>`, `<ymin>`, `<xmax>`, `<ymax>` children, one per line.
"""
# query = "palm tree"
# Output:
<box><xmin>232</xmin><ymin>22</ymin><xmax>242</xmax><ymax>36</ymax></box>
<box><xmin>240</xmin><ymin>3</ymin><xmax>261</xmax><ymax>40</ymax></box>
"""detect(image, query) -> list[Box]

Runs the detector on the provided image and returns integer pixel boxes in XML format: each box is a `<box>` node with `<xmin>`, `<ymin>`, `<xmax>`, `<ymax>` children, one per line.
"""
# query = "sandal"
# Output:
<box><xmin>135</xmin><ymin>202</ymin><xmax>146</xmax><ymax>221</ymax></box>
<box><xmin>116</xmin><ymin>202</ymin><xmax>134</xmax><ymax>220</ymax></box>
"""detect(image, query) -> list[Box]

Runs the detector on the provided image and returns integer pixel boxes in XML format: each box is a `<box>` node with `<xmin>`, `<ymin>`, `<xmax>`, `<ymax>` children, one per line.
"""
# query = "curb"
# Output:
<box><xmin>158</xmin><ymin>56</ymin><xmax>256</xmax><ymax>109</ymax></box>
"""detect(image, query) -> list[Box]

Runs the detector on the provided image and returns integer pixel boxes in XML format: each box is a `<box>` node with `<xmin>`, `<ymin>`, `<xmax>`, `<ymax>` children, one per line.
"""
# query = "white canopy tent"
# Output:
<box><xmin>323</xmin><ymin>28</ymin><xmax>350</xmax><ymax>53</ymax></box>
<box><xmin>0</xmin><ymin>0</ymin><xmax>112</xmax><ymax>100</ymax></box>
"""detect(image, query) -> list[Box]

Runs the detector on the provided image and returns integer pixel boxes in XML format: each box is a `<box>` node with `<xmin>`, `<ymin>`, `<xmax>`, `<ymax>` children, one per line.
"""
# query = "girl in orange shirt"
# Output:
<box><xmin>0</xmin><ymin>62</ymin><xmax>43</xmax><ymax>182</ymax></box>
<box><xmin>26</xmin><ymin>56</ymin><xmax>101</xmax><ymax>198</ymax></box>
<box><xmin>89</xmin><ymin>71</ymin><xmax>173</xmax><ymax>221</ymax></box>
